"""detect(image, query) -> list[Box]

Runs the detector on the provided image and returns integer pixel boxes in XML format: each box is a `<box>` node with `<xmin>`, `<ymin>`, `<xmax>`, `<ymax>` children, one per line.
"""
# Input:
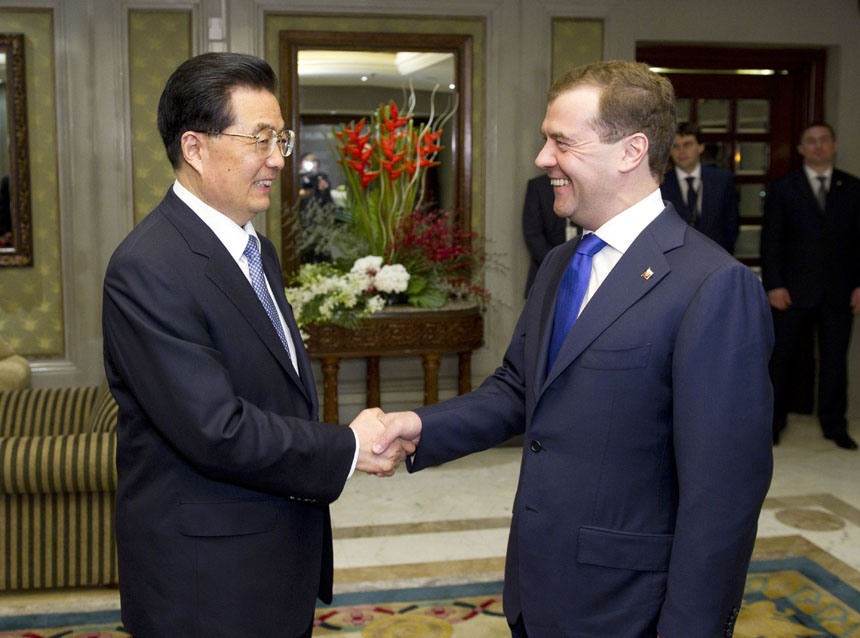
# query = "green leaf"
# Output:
<box><xmin>408</xmin><ymin>285</ymin><xmax>448</xmax><ymax>308</ymax></box>
<box><xmin>405</xmin><ymin>273</ymin><xmax>427</xmax><ymax>296</ymax></box>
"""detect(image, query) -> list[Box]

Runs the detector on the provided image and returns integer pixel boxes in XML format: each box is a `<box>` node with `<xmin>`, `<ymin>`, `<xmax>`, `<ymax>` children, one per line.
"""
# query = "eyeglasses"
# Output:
<box><xmin>208</xmin><ymin>128</ymin><xmax>295</xmax><ymax>157</ymax></box>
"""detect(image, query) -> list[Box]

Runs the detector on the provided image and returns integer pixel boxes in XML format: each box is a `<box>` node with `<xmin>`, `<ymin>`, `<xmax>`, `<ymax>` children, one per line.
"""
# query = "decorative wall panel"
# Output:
<box><xmin>0</xmin><ymin>9</ymin><xmax>62</xmax><ymax>357</ymax></box>
<box><xmin>128</xmin><ymin>10</ymin><xmax>191</xmax><ymax>225</ymax></box>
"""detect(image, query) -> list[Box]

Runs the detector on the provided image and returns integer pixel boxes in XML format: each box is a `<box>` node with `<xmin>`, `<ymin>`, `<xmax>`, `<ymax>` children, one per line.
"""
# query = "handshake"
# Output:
<box><xmin>347</xmin><ymin>408</ymin><xmax>423</xmax><ymax>477</ymax></box>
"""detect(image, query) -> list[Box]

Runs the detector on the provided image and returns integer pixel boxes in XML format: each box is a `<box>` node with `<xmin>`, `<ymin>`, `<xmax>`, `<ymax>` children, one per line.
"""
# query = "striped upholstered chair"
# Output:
<box><xmin>0</xmin><ymin>382</ymin><xmax>119</xmax><ymax>591</ymax></box>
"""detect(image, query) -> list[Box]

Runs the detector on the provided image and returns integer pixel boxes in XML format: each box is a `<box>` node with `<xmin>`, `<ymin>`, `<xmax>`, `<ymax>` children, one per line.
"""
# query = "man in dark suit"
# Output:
<box><xmin>374</xmin><ymin>61</ymin><xmax>773</xmax><ymax>637</ymax></box>
<box><xmin>102</xmin><ymin>53</ymin><xmax>409</xmax><ymax>638</ymax></box>
<box><xmin>761</xmin><ymin>121</ymin><xmax>860</xmax><ymax>449</ymax></box>
<box><xmin>661</xmin><ymin>122</ymin><xmax>739</xmax><ymax>253</ymax></box>
<box><xmin>522</xmin><ymin>173</ymin><xmax>576</xmax><ymax>296</ymax></box>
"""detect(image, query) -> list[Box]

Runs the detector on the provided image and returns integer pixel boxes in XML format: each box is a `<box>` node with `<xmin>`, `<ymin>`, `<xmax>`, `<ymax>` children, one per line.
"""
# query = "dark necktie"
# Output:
<box><xmin>816</xmin><ymin>175</ymin><xmax>828</xmax><ymax>211</ymax></box>
<box><xmin>244</xmin><ymin>235</ymin><xmax>292</xmax><ymax>361</ymax></box>
<box><xmin>547</xmin><ymin>233</ymin><xmax>606</xmax><ymax>371</ymax></box>
<box><xmin>684</xmin><ymin>175</ymin><xmax>698</xmax><ymax>223</ymax></box>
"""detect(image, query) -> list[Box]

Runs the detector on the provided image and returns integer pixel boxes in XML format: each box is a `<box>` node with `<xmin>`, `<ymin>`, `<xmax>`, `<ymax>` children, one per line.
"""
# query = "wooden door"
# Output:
<box><xmin>637</xmin><ymin>45</ymin><xmax>826</xmax><ymax>414</ymax></box>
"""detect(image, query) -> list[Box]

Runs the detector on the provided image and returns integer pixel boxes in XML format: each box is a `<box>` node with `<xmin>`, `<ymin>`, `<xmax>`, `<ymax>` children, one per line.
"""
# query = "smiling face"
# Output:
<box><xmin>670</xmin><ymin>133</ymin><xmax>704</xmax><ymax>173</ymax></box>
<box><xmin>535</xmin><ymin>86</ymin><xmax>626</xmax><ymax>231</ymax></box>
<box><xmin>190</xmin><ymin>87</ymin><xmax>286</xmax><ymax>226</ymax></box>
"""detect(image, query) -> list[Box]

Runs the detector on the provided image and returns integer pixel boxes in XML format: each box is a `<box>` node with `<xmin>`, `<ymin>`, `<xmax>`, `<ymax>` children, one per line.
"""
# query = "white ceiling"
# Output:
<box><xmin>297</xmin><ymin>50</ymin><xmax>456</xmax><ymax>91</ymax></box>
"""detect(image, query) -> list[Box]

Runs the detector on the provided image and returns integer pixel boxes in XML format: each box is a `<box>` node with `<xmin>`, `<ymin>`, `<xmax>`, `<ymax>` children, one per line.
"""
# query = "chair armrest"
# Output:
<box><xmin>0</xmin><ymin>431</ymin><xmax>116</xmax><ymax>495</ymax></box>
<box><xmin>0</xmin><ymin>386</ymin><xmax>100</xmax><ymax>437</ymax></box>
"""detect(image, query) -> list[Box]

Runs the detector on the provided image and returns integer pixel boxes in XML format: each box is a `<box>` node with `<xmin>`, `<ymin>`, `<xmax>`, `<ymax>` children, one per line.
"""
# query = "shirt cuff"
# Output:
<box><xmin>347</xmin><ymin>427</ymin><xmax>360</xmax><ymax>479</ymax></box>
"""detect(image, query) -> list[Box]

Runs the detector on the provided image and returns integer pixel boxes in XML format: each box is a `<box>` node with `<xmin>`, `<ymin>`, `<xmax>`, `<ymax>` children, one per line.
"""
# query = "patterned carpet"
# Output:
<box><xmin>2</xmin><ymin>536</ymin><xmax>859</xmax><ymax>637</ymax></box>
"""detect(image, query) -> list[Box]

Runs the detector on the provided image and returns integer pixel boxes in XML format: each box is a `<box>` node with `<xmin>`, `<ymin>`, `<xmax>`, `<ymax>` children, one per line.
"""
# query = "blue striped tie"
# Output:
<box><xmin>244</xmin><ymin>235</ymin><xmax>291</xmax><ymax>360</ymax></box>
<box><xmin>547</xmin><ymin>233</ymin><xmax>606</xmax><ymax>371</ymax></box>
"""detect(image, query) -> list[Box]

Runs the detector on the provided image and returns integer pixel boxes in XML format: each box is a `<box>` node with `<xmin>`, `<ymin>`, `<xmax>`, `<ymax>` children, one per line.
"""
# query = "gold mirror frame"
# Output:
<box><xmin>0</xmin><ymin>33</ymin><xmax>32</xmax><ymax>267</ymax></box>
<box><xmin>278</xmin><ymin>30</ymin><xmax>472</xmax><ymax>276</ymax></box>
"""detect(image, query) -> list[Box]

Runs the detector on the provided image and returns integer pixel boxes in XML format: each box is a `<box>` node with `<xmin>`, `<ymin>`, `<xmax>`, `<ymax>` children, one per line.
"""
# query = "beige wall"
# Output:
<box><xmin>0</xmin><ymin>0</ymin><xmax>858</xmax><ymax>419</ymax></box>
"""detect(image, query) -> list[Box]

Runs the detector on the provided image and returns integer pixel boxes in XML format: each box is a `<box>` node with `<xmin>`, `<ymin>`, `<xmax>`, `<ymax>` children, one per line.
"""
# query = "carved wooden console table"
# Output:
<box><xmin>303</xmin><ymin>301</ymin><xmax>484</xmax><ymax>424</ymax></box>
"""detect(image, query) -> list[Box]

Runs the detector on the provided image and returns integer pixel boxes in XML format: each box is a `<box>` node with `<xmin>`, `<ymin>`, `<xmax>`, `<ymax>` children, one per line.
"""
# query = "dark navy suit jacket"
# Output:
<box><xmin>661</xmin><ymin>164</ymin><xmax>739</xmax><ymax>253</ymax></box>
<box><xmin>410</xmin><ymin>204</ymin><xmax>773</xmax><ymax>637</ymax></box>
<box><xmin>103</xmin><ymin>188</ymin><xmax>356</xmax><ymax>638</ymax></box>
<box><xmin>761</xmin><ymin>167</ymin><xmax>860</xmax><ymax>308</ymax></box>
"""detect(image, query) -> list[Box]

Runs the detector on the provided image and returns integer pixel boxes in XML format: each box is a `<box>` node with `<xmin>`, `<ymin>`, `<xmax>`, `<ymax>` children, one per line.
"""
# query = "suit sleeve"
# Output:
<box><xmin>522</xmin><ymin>179</ymin><xmax>556</xmax><ymax>266</ymax></box>
<box><xmin>722</xmin><ymin>172</ymin><xmax>739</xmax><ymax>253</ymax></box>
<box><xmin>657</xmin><ymin>263</ymin><xmax>774</xmax><ymax>635</ymax></box>
<box><xmin>102</xmin><ymin>248</ymin><xmax>355</xmax><ymax>504</ymax></box>
<box><xmin>409</xmin><ymin>303</ymin><xmax>530</xmax><ymax>469</ymax></box>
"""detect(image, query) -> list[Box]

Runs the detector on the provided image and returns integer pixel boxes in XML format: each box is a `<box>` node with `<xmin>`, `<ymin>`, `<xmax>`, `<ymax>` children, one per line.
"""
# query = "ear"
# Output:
<box><xmin>180</xmin><ymin>131</ymin><xmax>206</xmax><ymax>174</ymax></box>
<box><xmin>618</xmin><ymin>132</ymin><xmax>649</xmax><ymax>174</ymax></box>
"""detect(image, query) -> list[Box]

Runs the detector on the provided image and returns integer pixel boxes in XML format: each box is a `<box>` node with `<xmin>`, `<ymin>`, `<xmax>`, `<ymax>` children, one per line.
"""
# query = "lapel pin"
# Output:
<box><xmin>641</xmin><ymin>268</ymin><xmax>654</xmax><ymax>280</ymax></box>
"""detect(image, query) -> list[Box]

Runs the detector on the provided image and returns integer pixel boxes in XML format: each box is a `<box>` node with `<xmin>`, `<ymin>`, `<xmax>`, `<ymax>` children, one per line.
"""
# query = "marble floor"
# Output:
<box><xmin>2</xmin><ymin>412</ymin><xmax>860</xmax><ymax>618</ymax></box>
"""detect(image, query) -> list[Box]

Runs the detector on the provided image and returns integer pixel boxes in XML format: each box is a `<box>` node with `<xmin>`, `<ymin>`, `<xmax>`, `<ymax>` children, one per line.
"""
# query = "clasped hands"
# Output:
<box><xmin>347</xmin><ymin>408</ymin><xmax>423</xmax><ymax>477</ymax></box>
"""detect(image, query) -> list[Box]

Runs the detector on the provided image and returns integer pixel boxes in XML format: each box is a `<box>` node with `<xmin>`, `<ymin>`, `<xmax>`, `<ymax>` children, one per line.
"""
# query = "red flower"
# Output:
<box><xmin>361</xmin><ymin>170</ymin><xmax>380</xmax><ymax>189</ymax></box>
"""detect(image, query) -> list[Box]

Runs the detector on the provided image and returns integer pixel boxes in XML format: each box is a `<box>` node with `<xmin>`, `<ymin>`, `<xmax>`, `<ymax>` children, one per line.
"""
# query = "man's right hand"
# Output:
<box><xmin>767</xmin><ymin>287</ymin><xmax>792</xmax><ymax>310</ymax></box>
<box><xmin>375</xmin><ymin>411</ymin><xmax>423</xmax><ymax>456</ymax></box>
<box><xmin>349</xmin><ymin>408</ymin><xmax>412</xmax><ymax>477</ymax></box>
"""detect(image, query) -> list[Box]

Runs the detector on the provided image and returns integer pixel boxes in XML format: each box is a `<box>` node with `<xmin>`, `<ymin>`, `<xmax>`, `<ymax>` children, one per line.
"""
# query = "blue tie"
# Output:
<box><xmin>244</xmin><ymin>235</ymin><xmax>291</xmax><ymax>360</ymax></box>
<box><xmin>547</xmin><ymin>233</ymin><xmax>606</xmax><ymax>371</ymax></box>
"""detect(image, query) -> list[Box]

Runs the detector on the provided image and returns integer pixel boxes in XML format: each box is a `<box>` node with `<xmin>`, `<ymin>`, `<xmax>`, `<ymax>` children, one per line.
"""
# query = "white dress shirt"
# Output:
<box><xmin>172</xmin><ymin>180</ymin><xmax>300</xmax><ymax>371</ymax></box>
<box><xmin>577</xmin><ymin>187</ymin><xmax>666</xmax><ymax>318</ymax></box>
<box><xmin>803</xmin><ymin>164</ymin><xmax>832</xmax><ymax>194</ymax></box>
<box><xmin>674</xmin><ymin>163</ymin><xmax>702</xmax><ymax>212</ymax></box>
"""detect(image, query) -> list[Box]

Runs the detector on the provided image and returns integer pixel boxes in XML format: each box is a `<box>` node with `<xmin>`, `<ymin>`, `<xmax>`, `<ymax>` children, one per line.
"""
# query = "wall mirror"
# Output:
<box><xmin>279</xmin><ymin>30</ymin><xmax>472</xmax><ymax>275</ymax></box>
<box><xmin>0</xmin><ymin>33</ymin><xmax>32</xmax><ymax>267</ymax></box>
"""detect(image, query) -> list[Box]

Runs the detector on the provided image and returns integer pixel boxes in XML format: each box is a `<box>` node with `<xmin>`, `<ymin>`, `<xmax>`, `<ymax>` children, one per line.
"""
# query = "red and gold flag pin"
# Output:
<box><xmin>641</xmin><ymin>268</ymin><xmax>654</xmax><ymax>280</ymax></box>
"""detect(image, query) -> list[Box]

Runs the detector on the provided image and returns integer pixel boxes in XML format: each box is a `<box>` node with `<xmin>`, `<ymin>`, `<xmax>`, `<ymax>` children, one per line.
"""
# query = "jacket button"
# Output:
<box><xmin>530</xmin><ymin>440</ymin><xmax>543</xmax><ymax>453</ymax></box>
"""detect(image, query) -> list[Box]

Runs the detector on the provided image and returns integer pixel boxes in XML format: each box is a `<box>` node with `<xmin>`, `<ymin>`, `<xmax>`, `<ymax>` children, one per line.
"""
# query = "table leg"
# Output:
<box><xmin>422</xmin><ymin>352</ymin><xmax>441</xmax><ymax>405</ymax></box>
<box><xmin>366</xmin><ymin>356</ymin><xmax>380</xmax><ymax>408</ymax></box>
<box><xmin>457</xmin><ymin>351</ymin><xmax>472</xmax><ymax>395</ymax></box>
<box><xmin>320</xmin><ymin>356</ymin><xmax>340</xmax><ymax>424</ymax></box>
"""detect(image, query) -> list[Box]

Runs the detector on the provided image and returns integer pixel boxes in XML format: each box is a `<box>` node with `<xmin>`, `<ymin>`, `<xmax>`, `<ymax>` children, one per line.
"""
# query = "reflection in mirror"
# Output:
<box><xmin>0</xmin><ymin>33</ymin><xmax>32</xmax><ymax>266</ymax></box>
<box><xmin>279</xmin><ymin>31</ymin><xmax>472</xmax><ymax>275</ymax></box>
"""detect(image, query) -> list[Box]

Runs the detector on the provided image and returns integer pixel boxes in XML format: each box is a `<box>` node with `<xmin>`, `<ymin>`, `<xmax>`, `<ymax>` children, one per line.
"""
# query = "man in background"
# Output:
<box><xmin>102</xmin><ymin>53</ymin><xmax>408</xmax><ymax>638</ymax></box>
<box><xmin>375</xmin><ymin>60</ymin><xmax>773</xmax><ymax>637</ymax></box>
<box><xmin>761</xmin><ymin>121</ymin><xmax>860</xmax><ymax>449</ymax></box>
<box><xmin>661</xmin><ymin>121</ymin><xmax>739</xmax><ymax>253</ymax></box>
<box><xmin>521</xmin><ymin>173</ymin><xmax>579</xmax><ymax>296</ymax></box>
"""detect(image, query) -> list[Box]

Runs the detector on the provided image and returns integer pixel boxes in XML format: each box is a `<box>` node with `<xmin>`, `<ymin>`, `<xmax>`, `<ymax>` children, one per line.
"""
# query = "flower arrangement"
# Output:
<box><xmin>284</xmin><ymin>89</ymin><xmax>490</xmax><ymax>331</ymax></box>
<box><xmin>285</xmin><ymin>256</ymin><xmax>409</xmax><ymax>331</ymax></box>
<box><xmin>285</xmin><ymin>208</ymin><xmax>488</xmax><ymax>329</ymax></box>
<box><xmin>331</xmin><ymin>89</ymin><xmax>455</xmax><ymax>258</ymax></box>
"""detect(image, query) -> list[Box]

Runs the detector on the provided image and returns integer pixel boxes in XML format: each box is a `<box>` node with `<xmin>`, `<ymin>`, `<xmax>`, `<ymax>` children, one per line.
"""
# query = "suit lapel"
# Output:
<box><xmin>699</xmin><ymin>166</ymin><xmax>714</xmax><ymax>224</ymax></box>
<box><xmin>525</xmin><ymin>237</ymin><xmax>576</xmax><ymax>392</ymax></box>
<box><xmin>661</xmin><ymin>170</ymin><xmax>682</xmax><ymax>205</ymax></box>
<box><xmin>263</xmin><ymin>244</ymin><xmax>317</xmax><ymax>410</ymax></box>
<box><xmin>161</xmin><ymin>190</ymin><xmax>311</xmax><ymax>404</ymax></box>
<box><xmin>827</xmin><ymin>169</ymin><xmax>849</xmax><ymax>211</ymax></box>
<box><xmin>537</xmin><ymin>208</ymin><xmax>683</xmax><ymax>398</ymax></box>
<box><xmin>793</xmin><ymin>170</ymin><xmax>823</xmax><ymax>216</ymax></box>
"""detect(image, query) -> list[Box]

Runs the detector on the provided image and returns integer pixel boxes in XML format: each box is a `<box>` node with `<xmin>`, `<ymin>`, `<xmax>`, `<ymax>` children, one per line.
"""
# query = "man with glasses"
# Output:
<box><xmin>102</xmin><ymin>52</ymin><xmax>410</xmax><ymax>638</ymax></box>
